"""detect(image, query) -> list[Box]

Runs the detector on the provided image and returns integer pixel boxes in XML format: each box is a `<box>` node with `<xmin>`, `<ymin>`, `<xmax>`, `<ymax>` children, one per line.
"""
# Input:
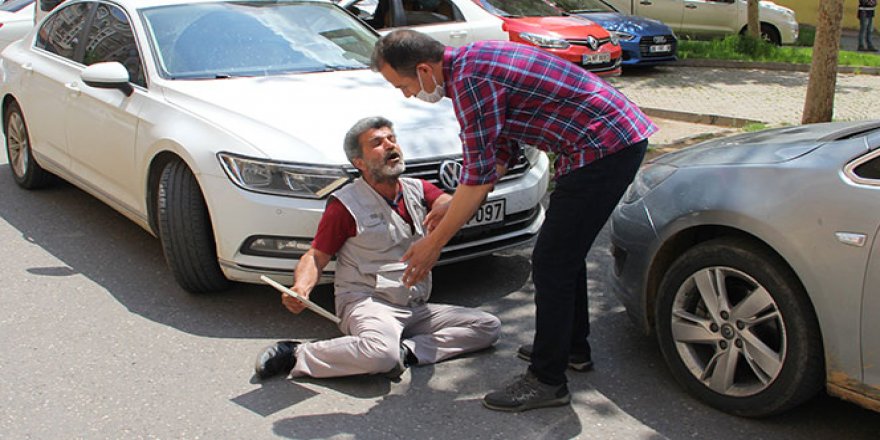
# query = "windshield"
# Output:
<box><xmin>554</xmin><ymin>0</ymin><xmax>616</xmax><ymax>13</ymax></box>
<box><xmin>141</xmin><ymin>1</ymin><xmax>378</xmax><ymax>79</ymax></box>
<box><xmin>1</xmin><ymin>0</ymin><xmax>35</xmax><ymax>13</ymax></box>
<box><xmin>477</xmin><ymin>0</ymin><xmax>564</xmax><ymax>17</ymax></box>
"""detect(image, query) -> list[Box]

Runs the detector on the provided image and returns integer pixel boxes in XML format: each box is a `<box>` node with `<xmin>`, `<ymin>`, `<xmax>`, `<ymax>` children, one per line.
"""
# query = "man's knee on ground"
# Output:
<box><xmin>356</xmin><ymin>335</ymin><xmax>402</xmax><ymax>373</ymax></box>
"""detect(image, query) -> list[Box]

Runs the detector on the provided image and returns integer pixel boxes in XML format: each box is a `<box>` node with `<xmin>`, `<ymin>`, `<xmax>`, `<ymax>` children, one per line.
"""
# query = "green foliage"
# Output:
<box><xmin>795</xmin><ymin>24</ymin><xmax>816</xmax><ymax>47</ymax></box>
<box><xmin>742</xmin><ymin>122</ymin><xmax>769</xmax><ymax>132</ymax></box>
<box><xmin>678</xmin><ymin>35</ymin><xmax>880</xmax><ymax>67</ymax></box>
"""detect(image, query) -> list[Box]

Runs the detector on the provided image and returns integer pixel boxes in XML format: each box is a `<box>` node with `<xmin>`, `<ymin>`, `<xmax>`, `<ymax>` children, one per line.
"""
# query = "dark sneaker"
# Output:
<box><xmin>385</xmin><ymin>342</ymin><xmax>417</xmax><ymax>382</ymax></box>
<box><xmin>517</xmin><ymin>344</ymin><xmax>593</xmax><ymax>372</ymax></box>
<box><xmin>482</xmin><ymin>372</ymin><xmax>571</xmax><ymax>412</ymax></box>
<box><xmin>254</xmin><ymin>340</ymin><xmax>299</xmax><ymax>379</ymax></box>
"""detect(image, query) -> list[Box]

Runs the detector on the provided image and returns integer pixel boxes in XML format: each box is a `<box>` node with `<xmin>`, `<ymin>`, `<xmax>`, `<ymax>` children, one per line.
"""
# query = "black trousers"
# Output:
<box><xmin>529</xmin><ymin>140</ymin><xmax>647</xmax><ymax>385</ymax></box>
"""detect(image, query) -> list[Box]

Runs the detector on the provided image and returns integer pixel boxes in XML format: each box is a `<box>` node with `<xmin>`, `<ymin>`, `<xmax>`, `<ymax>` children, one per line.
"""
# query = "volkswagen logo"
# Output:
<box><xmin>438</xmin><ymin>160</ymin><xmax>462</xmax><ymax>191</ymax></box>
<box><xmin>586</xmin><ymin>36</ymin><xmax>599</xmax><ymax>51</ymax></box>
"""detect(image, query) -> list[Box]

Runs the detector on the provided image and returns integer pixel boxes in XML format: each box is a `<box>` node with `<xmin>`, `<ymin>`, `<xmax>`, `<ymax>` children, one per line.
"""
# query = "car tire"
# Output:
<box><xmin>655</xmin><ymin>238</ymin><xmax>823</xmax><ymax>417</ymax></box>
<box><xmin>760</xmin><ymin>23</ymin><xmax>781</xmax><ymax>46</ymax></box>
<box><xmin>4</xmin><ymin>101</ymin><xmax>54</xmax><ymax>189</ymax></box>
<box><xmin>157</xmin><ymin>159</ymin><xmax>231</xmax><ymax>293</ymax></box>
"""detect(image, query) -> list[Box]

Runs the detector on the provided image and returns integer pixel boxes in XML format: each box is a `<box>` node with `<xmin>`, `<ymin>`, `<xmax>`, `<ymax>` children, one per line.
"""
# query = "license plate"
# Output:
<box><xmin>582</xmin><ymin>52</ymin><xmax>611</xmax><ymax>65</ymax></box>
<box><xmin>649</xmin><ymin>44</ymin><xmax>672</xmax><ymax>53</ymax></box>
<box><xmin>464</xmin><ymin>199</ymin><xmax>505</xmax><ymax>228</ymax></box>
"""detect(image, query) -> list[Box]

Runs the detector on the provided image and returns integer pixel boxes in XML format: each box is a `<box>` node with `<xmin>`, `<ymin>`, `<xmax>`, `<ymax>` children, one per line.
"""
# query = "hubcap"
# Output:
<box><xmin>7</xmin><ymin>111</ymin><xmax>29</xmax><ymax>178</ymax></box>
<box><xmin>670</xmin><ymin>266</ymin><xmax>786</xmax><ymax>397</ymax></box>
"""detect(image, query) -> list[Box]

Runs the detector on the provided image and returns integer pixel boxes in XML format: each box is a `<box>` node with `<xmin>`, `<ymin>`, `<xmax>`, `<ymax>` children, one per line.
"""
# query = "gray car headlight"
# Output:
<box><xmin>621</xmin><ymin>163</ymin><xmax>677</xmax><ymax>204</ymax></box>
<box><xmin>218</xmin><ymin>153</ymin><xmax>351</xmax><ymax>199</ymax></box>
<box><xmin>520</xmin><ymin>32</ymin><xmax>571</xmax><ymax>49</ymax></box>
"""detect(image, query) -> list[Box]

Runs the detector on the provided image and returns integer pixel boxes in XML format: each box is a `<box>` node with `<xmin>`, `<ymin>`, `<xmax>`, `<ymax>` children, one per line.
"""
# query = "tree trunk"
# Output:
<box><xmin>802</xmin><ymin>0</ymin><xmax>845</xmax><ymax>124</ymax></box>
<box><xmin>747</xmin><ymin>0</ymin><xmax>760</xmax><ymax>39</ymax></box>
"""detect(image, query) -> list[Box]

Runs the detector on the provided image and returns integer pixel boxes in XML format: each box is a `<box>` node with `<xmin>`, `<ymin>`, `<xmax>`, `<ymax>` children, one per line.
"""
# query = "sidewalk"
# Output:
<box><xmin>608</xmin><ymin>64</ymin><xmax>880</xmax><ymax>148</ymax></box>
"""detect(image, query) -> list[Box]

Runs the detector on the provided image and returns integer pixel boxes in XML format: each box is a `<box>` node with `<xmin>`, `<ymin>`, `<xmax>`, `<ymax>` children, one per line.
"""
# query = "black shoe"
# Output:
<box><xmin>482</xmin><ymin>371</ymin><xmax>571</xmax><ymax>412</ymax></box>
<box><xmin>869</xmin><ymin>46</ymin><xmax>879</xmax><ymax>52</ymax></box>
<box><xmin>254</xmin><ymin>340</ymin><xmax>299</xmax><ymax>379</ymax></box>
<box><xmin>517</xmin><ymin>344</ymin><xmax>593</xmax><ymax>372</ymax></box>
<box><xmin>385</xmin><ymin>342</ymin><xmax>416</xmax><ymax>382</ymax></box>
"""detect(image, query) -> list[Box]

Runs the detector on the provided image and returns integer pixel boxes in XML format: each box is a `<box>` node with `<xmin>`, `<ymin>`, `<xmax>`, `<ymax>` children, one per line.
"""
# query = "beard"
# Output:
<box><xmin>366</xmin><ymin>153</ymin><xmax>406</xmax><ymax>183</ymax></box>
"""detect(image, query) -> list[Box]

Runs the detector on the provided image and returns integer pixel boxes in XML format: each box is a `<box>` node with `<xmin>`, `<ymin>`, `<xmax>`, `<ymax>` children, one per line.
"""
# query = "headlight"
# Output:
<box><xmin>621</xmin><ymin>163</ymin><xmax>677</xmax><ymax>204</ymax></box>
<box><xmin>519</xmin><ymin>32</ymin><xmax>570</xmax><ymax>49</ymax></box>
<box><xmin>611</xmin><ymin>31</ymin><xmax>635</xmax><ymax>42</ymax></box>
<box><xmin>218</xmin><ymin>153</ymin><xmax>351</xmax><ymax>199</ymax></box>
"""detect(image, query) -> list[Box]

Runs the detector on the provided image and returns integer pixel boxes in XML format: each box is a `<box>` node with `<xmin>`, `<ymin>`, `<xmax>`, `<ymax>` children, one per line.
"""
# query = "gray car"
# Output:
<box><xmin>609</xmin><ymin>120</ymin><xmax>880</xmax><ymax>417</ymax></box>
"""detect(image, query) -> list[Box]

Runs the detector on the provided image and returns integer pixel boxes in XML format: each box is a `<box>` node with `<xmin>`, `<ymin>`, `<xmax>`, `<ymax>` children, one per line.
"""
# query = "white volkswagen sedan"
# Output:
<box><xmin>1</xmin><ymin>0</ymin><xmax>549</xmax><ymax>292</ymax></box>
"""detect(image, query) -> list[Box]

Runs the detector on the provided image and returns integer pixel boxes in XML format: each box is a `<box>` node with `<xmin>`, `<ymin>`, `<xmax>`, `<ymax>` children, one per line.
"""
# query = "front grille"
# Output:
<box><xmin>402</xmin><ymin>151</ymin><xmax>531</xmax><ymax>193</ymax></box>
<box><xmin>567</xmin><ymin>37</ymin><xmax>613</xmax><ymax>49</ymax></box>
<box><xmin>638</xmin><ymin>35</ymin><xmax>677</xmax><ymax>58</ymax></box>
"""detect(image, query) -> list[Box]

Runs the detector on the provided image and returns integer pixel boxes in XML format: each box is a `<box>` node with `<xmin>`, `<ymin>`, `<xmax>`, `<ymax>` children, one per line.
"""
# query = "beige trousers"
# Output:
<box><xmin>290</xmin><ymin>294</ymin><xmax>501</xmax><ymax>378</ymax></box>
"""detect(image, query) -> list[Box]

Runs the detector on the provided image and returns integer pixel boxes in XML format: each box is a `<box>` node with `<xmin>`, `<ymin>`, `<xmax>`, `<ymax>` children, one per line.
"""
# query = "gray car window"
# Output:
<box><xmin>82</xmin><ymin>3</ymin><xmax>145</xmax><ymax>87</ymax></box>
<box><xmin>35</xmin><ymin>2</ymin><xmax>92</xmax><ymax>61</ymax></box>
<box><xmin>854</xmin><ymin>155</ymin><xmax>880</xmax><ymax>180</ymax></box>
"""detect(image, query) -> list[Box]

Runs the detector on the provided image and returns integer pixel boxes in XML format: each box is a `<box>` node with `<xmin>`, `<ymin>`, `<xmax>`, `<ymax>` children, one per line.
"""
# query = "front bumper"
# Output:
<box><xmin>608</xmin><ymin>198</ymin><xmax>658</xmax><ymax>334</ymax></box>
<box><xmin>201</xmin><ymin>152</ymin><xmax>550</xmax><ymax>286</ymax></box>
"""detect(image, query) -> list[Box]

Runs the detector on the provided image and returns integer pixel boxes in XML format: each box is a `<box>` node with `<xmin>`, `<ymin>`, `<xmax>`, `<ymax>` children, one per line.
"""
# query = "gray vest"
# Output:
<box><xmin>332</xmin><ymin>177</ymin><xmax>432</xmax><ymax>307</ymax></box>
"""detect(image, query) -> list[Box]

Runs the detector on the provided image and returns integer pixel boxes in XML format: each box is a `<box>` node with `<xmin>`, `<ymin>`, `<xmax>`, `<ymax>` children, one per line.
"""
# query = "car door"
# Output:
<box><xmin>17</xmin><ymin>1</ymin><xmax>92</xmax><ymax>173</ymax></box>
<box><xmin>852</xmin><ymin>147</ymin><xmax>880</xmax><ymax>392</ymax></box>
<box><xmin>680</xmin><ymin>0</ymin><xmax>738</xmax><ymax>38</ymax></box>
<box><xmin>632</xmin><ymin>0</ymin><xmax>684</xmax><ymax>33</ymax></box>
<box><xmin>64</xmin><ymin>1</ymin><xmax>144</xmax><ymax>212</ymax></box>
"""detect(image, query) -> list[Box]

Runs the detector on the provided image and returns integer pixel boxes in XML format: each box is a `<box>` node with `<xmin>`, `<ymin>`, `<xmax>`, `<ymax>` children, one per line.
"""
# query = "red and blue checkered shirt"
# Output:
<box><xmin>442</xmin><ymin>41</ymin><xmax>658</xmax><ymax>185</ymax></box>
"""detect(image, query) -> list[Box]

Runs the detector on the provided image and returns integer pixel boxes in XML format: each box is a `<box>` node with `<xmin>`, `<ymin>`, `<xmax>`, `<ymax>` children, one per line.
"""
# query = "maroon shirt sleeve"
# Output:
<box><xmin>423</xmin><ymin>180</ymin><xmax>446</xmax><ymax>208</ymax></box>
<box><xmin>311</xmin><ymin>198</ymin><xmax>356</xmax><ymax>256</ymax></box>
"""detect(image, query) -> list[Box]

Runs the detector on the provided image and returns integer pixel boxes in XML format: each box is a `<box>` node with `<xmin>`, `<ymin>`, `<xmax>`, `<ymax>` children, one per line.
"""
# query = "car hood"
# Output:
<box><xmin>160</xmin><ymin>70</ymin><xmax>462</xmax><ymax>165</ymax></box>
<box><xmin>504</xmin><ymin>16</ymin><xmax>608</xmax><ymax>38</ymax></box>
<box><xmin>574</xmin><ymin>12</ymin><xmax>670</xmax><ymax>35</ymax></box>
<box><xmin>653</xmin><ymin>120</ymin><xmax>880</xmax><ymax>167</ymax></box>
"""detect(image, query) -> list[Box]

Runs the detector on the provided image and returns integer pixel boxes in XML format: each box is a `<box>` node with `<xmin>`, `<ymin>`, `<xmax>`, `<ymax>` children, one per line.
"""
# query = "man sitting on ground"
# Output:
<box><xmin>254</xmin><ymin>116</ymin><xmax>501</xmax><ymax>380</ymax></box>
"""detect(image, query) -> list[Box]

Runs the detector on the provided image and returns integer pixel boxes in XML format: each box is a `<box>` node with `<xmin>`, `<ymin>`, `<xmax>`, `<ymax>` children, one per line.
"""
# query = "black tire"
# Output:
<box><xmin>157</xmin><ymin>159</ymin><xmax>231</xmax><ymax>293</ymax></box>
<box><xmin>760</xmin><ymin>23</ymin><xmax>782</xmax><ymax>46</ymax></box>
<box><xmin>655</xmin><ymin>238</ymin><xmax>823</xmax><ymax>417</ymax></box>
<box><xmin>4</xmin><ymin>101</ymin><xmax>53</xmax><ymax>189</ymax></box>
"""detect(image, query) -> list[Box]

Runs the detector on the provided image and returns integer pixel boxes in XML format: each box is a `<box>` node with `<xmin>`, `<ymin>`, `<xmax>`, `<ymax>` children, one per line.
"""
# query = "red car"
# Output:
<box><xmin>475</xmin><ymin>0</ymin><xmax>622</xmax><ymax>76</ymax></box>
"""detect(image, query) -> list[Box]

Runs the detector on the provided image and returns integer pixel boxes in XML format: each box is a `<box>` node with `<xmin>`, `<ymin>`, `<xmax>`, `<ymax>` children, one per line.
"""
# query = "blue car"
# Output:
<box><xmin>556</xmin><ymin>0</ymin><xmax>677</xmax><ymax>67</ymax></box>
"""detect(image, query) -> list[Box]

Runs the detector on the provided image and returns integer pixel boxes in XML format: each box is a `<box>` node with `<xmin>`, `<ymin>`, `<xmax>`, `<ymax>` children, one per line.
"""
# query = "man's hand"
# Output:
<box><xmin>401</xmin><ymin>236</ymin><xmax>443</xmax><ymax>287</ymax></box>
<box><xmin>424</xmin><ymin>197</ymin><xmax>451</xmax><ymax>232</ymax></box>
<box><xmin>281</xmin><ymin>287</ymin><xmax>310</xmax><ymax>314</ymax></box>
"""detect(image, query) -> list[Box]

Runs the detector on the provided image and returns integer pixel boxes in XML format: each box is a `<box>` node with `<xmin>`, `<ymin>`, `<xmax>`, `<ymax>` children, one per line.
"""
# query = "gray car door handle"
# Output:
<box><xmin>640</xmin><ymin>1</ymin><xmax>652</xmax><ymax>4</ymax></box>
<box><xmin>685</xmin><ymin>4</ymin><xmax>697</xmax><ymax>8</ymax></box>
<box><xmin>449</xmin><ymin>30</ymin><xmax>467</xmax><ymax>37</ymax></box>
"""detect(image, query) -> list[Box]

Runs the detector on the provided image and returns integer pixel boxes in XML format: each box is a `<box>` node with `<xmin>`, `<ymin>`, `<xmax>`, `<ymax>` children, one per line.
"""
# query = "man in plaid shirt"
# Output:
<box><xmin>372</xmin><ymin>29</ymin><xmax>657</xmax><ymax>412</ymax></box>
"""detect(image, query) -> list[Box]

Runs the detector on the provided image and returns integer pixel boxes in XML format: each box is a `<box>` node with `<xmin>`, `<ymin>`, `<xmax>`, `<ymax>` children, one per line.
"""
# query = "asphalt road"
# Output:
<box><xmin>2</xmin><ymin>154</ymin><xmax>880</xmax><ymax>439</ymax></box>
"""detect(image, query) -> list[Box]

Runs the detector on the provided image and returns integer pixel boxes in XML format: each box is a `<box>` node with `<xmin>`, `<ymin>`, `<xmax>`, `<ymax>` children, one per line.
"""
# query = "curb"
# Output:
<box><xmin>675</xmin><ymin>58</ymin><xmax>880</xmax><ymax>76</ymax></box>
<box><xmin>642</xmin><ymin>107</ymin><xmax>763</xmax><ymax>128</ymax></box>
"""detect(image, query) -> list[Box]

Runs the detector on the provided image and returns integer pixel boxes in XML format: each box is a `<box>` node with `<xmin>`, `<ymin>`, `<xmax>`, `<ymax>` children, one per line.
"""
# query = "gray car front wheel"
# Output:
<box><xmin>655</xmin><ymin>238</ymin><xmax>823</xmax><ymax>417</ymax></box>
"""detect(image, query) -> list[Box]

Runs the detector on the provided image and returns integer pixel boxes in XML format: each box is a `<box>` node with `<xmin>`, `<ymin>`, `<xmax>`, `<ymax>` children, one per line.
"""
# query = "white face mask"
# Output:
<box><xmin>415</xmin><ymin>69</ymin><xmax>445</xmax><ymax>103</ymax></box>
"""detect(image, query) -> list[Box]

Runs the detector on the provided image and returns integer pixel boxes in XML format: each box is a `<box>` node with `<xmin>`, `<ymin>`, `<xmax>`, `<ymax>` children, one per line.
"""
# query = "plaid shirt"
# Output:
<box><xmin>442</xmin><ymin>41</ymin><xmax>658</xmax><ymax>185</ymax></box>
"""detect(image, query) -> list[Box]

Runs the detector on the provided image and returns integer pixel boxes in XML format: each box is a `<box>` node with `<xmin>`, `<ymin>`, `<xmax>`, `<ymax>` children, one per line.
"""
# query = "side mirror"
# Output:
<box><xmin>81</xmin><ymin>62</ymin><xmax>133</xmax><ymax>96</ymax></box>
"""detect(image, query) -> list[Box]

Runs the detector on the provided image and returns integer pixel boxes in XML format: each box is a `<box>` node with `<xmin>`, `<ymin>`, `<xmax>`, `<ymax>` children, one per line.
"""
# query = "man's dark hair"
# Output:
<box><xmin>371</xmin><ymin>29</ymin><xmax>445</xmax><ymax>78</ymax></box>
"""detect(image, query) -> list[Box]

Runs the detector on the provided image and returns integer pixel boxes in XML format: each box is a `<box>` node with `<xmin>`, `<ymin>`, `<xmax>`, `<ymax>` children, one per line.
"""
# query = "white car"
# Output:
<box><xmin>0</xmin><ymin>0</ymin><xmax>34</xmax><ymax>51</ymax></box>
<box><xmin>1</xmin><ymin>0</ymin><xmax>549</xmax><ymax>292</ymax></box>
<box><xmin>340</xmin><ymin>0</ymin><xmax>508</xmax><ymax>46</ymax></box>
<box><xmin>605</xmin><ymin>0</ymin><xmax>798</xmax><ymax>45</ymax></box>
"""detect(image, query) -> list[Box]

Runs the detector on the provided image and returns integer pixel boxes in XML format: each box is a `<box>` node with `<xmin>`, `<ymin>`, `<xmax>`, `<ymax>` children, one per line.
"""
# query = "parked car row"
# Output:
<box><xmin>341</xmin><ymin>0</ymin><xmax>680</xmax><ymax>75</ymax></box>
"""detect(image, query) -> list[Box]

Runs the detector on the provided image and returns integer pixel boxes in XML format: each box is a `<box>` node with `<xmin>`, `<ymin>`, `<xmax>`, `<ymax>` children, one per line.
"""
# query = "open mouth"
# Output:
<box><xmin>385</xmin><ymin>151</ymin><xmax>401</xmax><ymax>163</ymax></box>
